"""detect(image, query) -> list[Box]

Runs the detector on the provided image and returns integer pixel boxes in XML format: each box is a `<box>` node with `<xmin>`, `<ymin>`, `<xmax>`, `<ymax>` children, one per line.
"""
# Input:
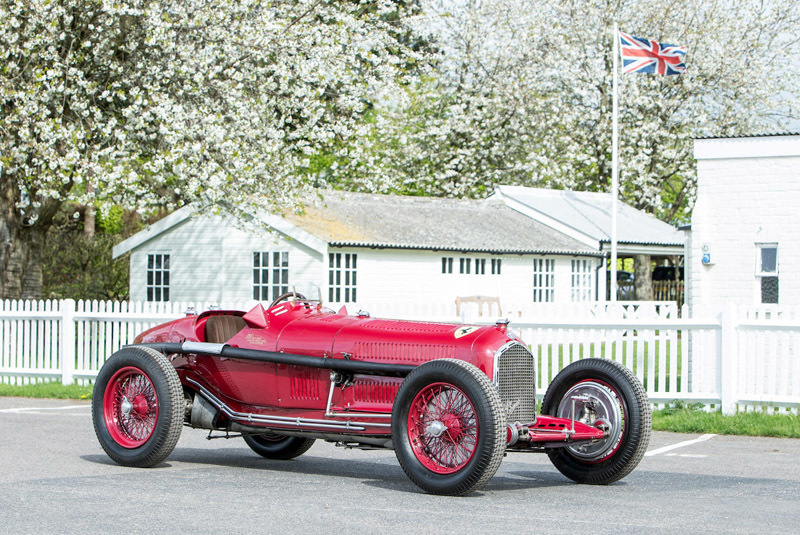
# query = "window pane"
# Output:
<box><xmin>147</xmin><ymin>255</ymin><xmax>154</xmax><ymax>269</ymax></box>
<box><xmin>163</xmin><ymin>255</ymin><xmax>169</xmax><ymax>270</ymax></box>
<box><xmin>761</xmin><ymin>247</ymin><xmax>777</xmax><ymax>273</ymax></box>
<box><xmin>761</xmin><ymin>276</ymin><xmax>779</xmax><ymax>304</ymax></box>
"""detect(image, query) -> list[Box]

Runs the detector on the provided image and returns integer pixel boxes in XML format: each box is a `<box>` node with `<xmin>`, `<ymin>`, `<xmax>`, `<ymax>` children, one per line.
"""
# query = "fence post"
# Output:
<box><xmin>719</xmin><ymin>304</ymin><xmax>738</xmax><ymax>415</ymax></box>
<box><xmin>61</xmin><ymin>299</ymin><xmax>76</xmax><ymax>385</ymax></box>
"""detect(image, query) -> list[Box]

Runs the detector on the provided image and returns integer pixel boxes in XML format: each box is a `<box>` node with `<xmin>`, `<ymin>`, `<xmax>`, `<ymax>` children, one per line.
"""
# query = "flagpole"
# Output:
<box><xmin>610</xmin><ymin>21</ymin><xmax>619</xmax><ymax>302</ymax></box>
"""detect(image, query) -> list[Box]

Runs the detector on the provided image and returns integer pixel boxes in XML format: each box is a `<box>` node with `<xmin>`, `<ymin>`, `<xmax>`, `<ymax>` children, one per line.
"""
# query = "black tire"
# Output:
<box><xmin>92</xmin><ymin>346</ymin><xmax>184</xmax><ymax>467</ymax></box>
<box><xmin>243</xmin><ymin>433</ymin><xmax>315</xmax><ymax>460</ymax></box>
<box><xmin>392</xmin><ymin>359</ymin><xmax>505</xmax><ymax>496</ymax></box>
<box><xmin>541</xmin><ymin>358</ymin><xmax>651</xmax><ymax>484</ymax></box>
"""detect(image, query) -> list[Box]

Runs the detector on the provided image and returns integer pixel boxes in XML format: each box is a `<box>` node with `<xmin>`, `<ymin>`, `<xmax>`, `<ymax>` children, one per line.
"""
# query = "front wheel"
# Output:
<box><xmin>392</xmin><ymin>359</ymin><xmax>506</xmax><ymax>496</ymax></box>
<box><xmin>243</xmin><ymin>432</ymin><xmax>315</xmax><ymax>460</ymax></box>
<box><xmin>92</xmin><ymin>346</ymin><xmax>184</xmax><ymax>467</ymax></box>
<box><xmin>541</xmin><ymin>358</ymin><xmax>651</xmax><ymax>484</ymax></box>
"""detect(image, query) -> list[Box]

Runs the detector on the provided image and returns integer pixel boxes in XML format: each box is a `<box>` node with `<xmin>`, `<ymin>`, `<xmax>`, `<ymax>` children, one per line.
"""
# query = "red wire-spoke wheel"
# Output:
<box><xmin>103</xmin><ymin>367</ymin><xmax>159</xmax><ymax>448</ymax></box>
<box><xmin>407</xmin><ymin>382</ymin><xmax>478</xmax><ymax>474</ymax></box>
<box><xmin>392</xmin><ymin>359</ymin><xmax>505</xmax><ymax>496</ymax></box>
<box><xmin>92</xmin><ymin>347</ymin><xmax>184</xmax><ymax>468</ymax></box>
<box><xmin>541</xmin><ymin>358</ymin><xmax>651</xmax><ymax>485</ymax></box>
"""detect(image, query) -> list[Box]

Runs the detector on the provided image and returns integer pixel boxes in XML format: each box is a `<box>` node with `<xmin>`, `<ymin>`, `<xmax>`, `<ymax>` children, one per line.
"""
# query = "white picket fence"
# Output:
<box><xmin>1</xmin><ymin>298</ymin><xmax>799</xmax><ymax>415</ymax></box>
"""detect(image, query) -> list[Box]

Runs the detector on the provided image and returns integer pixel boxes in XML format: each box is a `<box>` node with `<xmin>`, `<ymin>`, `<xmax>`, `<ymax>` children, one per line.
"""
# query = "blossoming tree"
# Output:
<box><xmin>0</xmin><ymin>0</ymin><xmax>420</xmax><ymax>298</ymax></box>
<box><xmin>344</xmin><ymin>0</ymin><xmax>799</xmax><ymax>221</ymax></box>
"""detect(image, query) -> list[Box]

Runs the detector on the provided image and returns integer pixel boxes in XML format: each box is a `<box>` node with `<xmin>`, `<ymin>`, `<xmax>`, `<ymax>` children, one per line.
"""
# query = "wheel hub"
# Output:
<box><xmin>425</xmin><ymin>414</ymin><xmax>466</xmax><ymax>442</ymax></box>
<box><xmin>131</xmin><ymin>395</ymin><xmax>150</xmax><ymax>416</ymax></box>
<box><xmin>121</xmin><ymin>396</ymin><xmax>133</xmax><ymax>416</ymax></box>
<box><xmin>556</xmin><ymin>381</ymin><xmax>624</xmax><ymax>461</ymax></box>
<box><xmin>425</xmin><ymin>420</ymin><xmax>447</xmax><ymax>438</ymax></box>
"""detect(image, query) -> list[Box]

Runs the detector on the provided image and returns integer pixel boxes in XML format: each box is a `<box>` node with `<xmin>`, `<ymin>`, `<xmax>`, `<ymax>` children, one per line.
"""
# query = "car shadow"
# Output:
<box><xmin>82</xmin><ymin>447</ymin><xmax>579</xmax><ymax>495</ymax></box>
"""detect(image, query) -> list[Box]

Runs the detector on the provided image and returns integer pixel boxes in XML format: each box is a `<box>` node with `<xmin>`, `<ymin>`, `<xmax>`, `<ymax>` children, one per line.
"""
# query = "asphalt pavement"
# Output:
<box><xmin>1</xmin><ymin>396</ymin><xmax>799</xmax><ymax>534</ymax></box>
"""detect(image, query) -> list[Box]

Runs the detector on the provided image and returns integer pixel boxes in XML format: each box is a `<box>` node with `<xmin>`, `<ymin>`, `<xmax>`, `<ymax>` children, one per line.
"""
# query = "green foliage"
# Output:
<box><xmin>97</xmin><ymin>205</ymin><xmax>125</xmax><ymax>235</ymax></box>
<box><xmin>41</xmin><ymin>205</ymin><xmax>145</xmax><ymax>300</ymax></box>
<box><xmin>0</xmin><ymin>381</ymin><xmax>93</xmax><ymax>400</ymax></box>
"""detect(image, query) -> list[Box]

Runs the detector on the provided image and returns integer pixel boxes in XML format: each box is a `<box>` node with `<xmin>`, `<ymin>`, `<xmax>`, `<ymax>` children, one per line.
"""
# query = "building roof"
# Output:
<box><xmin>694</xmin><ymin>131</ymin><xmax>800</xmax><ymax>140</ymax></box>
<box><xmin>495</xmin><ymin>185</ymin><xmax>683</xmax><ymax>248</ymax></box>
<box><xmin>694</xmin><ymin>134</ymin><xmax>800</xmax><ymax>160</ymax></box>
<box><xmin>114</xmin><ymin>187</ymin><xmax>680</xmax><ymax>259</ymax></box>
<box><xmin>283</xmin><ymin>190</ymin><xmax>599</xmax><ymax>255</ymax></box>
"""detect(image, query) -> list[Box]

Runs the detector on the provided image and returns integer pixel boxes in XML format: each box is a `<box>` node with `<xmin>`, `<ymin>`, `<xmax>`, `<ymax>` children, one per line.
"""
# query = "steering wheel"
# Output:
<box><xmin>269</xmin><ymin>292</ymin><xmax>307</xmax><ymax>309</ymax></box>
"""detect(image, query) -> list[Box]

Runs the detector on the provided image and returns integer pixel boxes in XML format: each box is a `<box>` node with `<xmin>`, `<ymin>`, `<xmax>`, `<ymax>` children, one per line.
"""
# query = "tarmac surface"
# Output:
<box><xmin>1</xmin><ymin>396</ymin><xmax>799</xmax><ymax>534</ymax></box>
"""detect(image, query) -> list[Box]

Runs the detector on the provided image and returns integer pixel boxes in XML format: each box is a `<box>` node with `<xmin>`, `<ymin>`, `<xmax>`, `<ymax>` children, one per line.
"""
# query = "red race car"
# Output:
<box><xmin>92</xmin><ymin>292</ymin><xmax>650</xmax><ymax>496</ymax></box>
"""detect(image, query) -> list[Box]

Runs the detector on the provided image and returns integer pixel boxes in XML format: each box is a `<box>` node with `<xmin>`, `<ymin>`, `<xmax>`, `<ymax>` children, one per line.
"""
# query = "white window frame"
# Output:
<box><xmin>756</xmin><ymin>243</ymin><xmax>778</xmax><ymax>276</ymax></box>
<box><xmin>533</xmin><ymin>258</ymin><xmax>555</xmax><ymax>303</ymax></box>
<box><xmin>491</xmin><ymin>258</ymin><xmax>502</xmax><ymax>275</ymax></box>
<box><xmin>253</xmin><ymin>251</ymin><xmax>289</xmax><ymax>302</ymax></box>
<box><xmin>571</xmin><ymin>258</ymin><xmax>593</xmax><ymax>302</ymax></box>
<box><xmin>442</xmin><ymin>257</ymin><xmax>454</xmax><ymax>274</ymax></box>
<box><xmin>146</xmin><ymin>253</ymin><xmax>170</xmax><ymax>302</ymax></box>
<box><xmin>329</xmin><ymin>252</ymin><xmax>357</xmax><ymax>303</ymax></box>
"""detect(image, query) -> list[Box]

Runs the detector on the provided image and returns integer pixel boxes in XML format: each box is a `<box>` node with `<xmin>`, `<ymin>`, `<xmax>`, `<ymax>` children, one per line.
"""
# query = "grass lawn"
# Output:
<box><xmin>652</xmin><ymin>404</ymin><xmax>800</xmax><ymax>439</ymax></box>
<box><xmin>0</xmin><ymin>381</ymin><xmax>93</xmax><ymax>400</ymax></box>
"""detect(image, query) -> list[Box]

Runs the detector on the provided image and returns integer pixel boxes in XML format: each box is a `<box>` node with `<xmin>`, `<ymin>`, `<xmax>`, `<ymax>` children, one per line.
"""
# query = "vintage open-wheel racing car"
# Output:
<box><xmin>92</xmin><ymin>291</ymin><xmax>651</xmax><ymax>496</ymax></box>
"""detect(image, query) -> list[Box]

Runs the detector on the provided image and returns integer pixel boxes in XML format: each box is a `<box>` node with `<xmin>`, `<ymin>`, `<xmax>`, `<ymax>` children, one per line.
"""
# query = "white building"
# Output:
<box><xmin>691</xmin><ymin>133</ymin><xmax>800</xmax><ymax>308</ymax></box>
<box><xmin>113</xmin><ymin>188</ymin><xmax>682</xmax><ymax>312</ymax></box>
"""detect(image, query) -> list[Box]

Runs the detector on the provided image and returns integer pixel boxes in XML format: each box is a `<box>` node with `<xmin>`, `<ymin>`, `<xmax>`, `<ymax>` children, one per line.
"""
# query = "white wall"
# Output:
<box><xmin>342</xmin><ymin>249</ymin><xmax>602</xmax><ymax>315</ymax></box>
<box><xmin>692</xmin><ymin>136</ymin><xmax>800</xmax><ymax>308</ymax></box>
<box><xmin>129</xmin><ymin>214</ymin><xmax>323</xmax><ymax>304</ymax></box>
<box><xmin>128</xmin><ymin>215</ymin><xmax>604</xmax><ymax>310</ymax></box>
<box><xmin>129</xmin><ymin>217</ymin><xmax>222</xmax><ymax>302</ymax></box>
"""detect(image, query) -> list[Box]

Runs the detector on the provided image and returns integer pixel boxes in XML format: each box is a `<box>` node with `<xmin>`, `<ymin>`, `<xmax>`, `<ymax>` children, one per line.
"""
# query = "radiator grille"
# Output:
<box><xmin>495</xmin><ymin>342</ymin><xmax>536</xmax><ymax>423</ymax></box>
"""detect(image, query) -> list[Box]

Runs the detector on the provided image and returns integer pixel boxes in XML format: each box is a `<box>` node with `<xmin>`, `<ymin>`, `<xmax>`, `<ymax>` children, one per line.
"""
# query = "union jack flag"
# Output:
<box><xmin>619</xmin><ymin>31</ymin><xmax>686</xmax><ymax>75</ymax></box>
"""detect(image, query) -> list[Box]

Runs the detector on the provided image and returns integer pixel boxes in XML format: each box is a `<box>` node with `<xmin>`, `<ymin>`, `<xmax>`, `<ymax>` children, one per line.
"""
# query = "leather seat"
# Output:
<box><xmin>205</xmin><ymin>315</ymin><xmax>246</xmax><ymax>344</ymax></box>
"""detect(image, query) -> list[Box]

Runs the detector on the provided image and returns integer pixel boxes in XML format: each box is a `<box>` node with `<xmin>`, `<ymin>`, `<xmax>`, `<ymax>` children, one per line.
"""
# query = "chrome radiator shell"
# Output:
<box><xmin>493</xmin><ymin>341</ymin><xmax>537</xmax><ymax>423</ymax></box>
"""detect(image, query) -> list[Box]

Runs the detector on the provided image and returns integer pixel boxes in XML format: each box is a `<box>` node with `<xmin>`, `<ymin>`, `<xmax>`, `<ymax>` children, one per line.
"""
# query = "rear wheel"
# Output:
<box><xmin>243</xmin><ymin>432</ymin><xmax>315</xmax><ymax>460</ymax></box>
<box><xmin>541</xmin><ymin>358</ymin><xmax>650</xmax><ymax>484</ymax></box>
<box><xmin>392</xmin><ymin>359</ymin><xmax>505</xmax><ymax>496</ymax></box>
<box><xmin>92</xmin><ymin>346</ymin><xmax>184</xmax><ymax>467</ymax></box>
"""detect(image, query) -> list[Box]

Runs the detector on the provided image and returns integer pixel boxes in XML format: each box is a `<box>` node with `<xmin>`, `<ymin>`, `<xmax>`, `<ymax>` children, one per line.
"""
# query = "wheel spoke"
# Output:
<box><xmin>407</xmin><ymin>382</ymin><xmax>480</xmax><ymax>474</ymax></box>
<box><xmin>103</xmin><ymin>366</ymin><xmax>159</xmax><ymax>448</ymax></box>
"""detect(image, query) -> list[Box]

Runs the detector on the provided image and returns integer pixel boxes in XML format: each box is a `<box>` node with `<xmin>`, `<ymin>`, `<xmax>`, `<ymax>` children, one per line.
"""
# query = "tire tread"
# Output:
<box><xmin>541</xmin><ymin>358</ymin><xmax>651</xmax><ymax>485</ymax></box>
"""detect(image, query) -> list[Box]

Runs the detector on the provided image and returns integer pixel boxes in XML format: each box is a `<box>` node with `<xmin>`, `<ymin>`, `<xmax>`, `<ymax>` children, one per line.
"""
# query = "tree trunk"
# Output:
<box><xmin>634</xmin><ymin>254</ymin><xmax>652</xmax><ymax>301</ymax></box>
<box><xmin>0</xmin><ymin>168</ymin><xmax>59</xmax><ymax>299</ymax></box>
<box><xmin>84</xmin><ymin>181</ymin><xmax>96</xmax><ymax>240</ymax></box>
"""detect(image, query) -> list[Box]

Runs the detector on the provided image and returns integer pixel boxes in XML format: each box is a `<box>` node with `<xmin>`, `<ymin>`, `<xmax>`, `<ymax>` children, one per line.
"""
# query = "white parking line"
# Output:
<box><xmin>0</xmin><ymin>405</ymin><xmax>90</xmax><ymax>414</ymax></box>
<box><xmin>645</xmin><ymin>434</ymin><xmax>716</xmax><ymax>457</ymax></box>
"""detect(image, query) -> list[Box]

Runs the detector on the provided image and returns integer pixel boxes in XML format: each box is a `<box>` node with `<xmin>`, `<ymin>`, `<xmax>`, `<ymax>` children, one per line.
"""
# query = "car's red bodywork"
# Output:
<box><xmin>93</xmin><ymin>297</ymin><xmax>651</xmax><ymax>495</ymax></box>
<box><xmin>136</xmin><ymin>301</ymin><xmax>550</xmax><ymax>439</ymax></box>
